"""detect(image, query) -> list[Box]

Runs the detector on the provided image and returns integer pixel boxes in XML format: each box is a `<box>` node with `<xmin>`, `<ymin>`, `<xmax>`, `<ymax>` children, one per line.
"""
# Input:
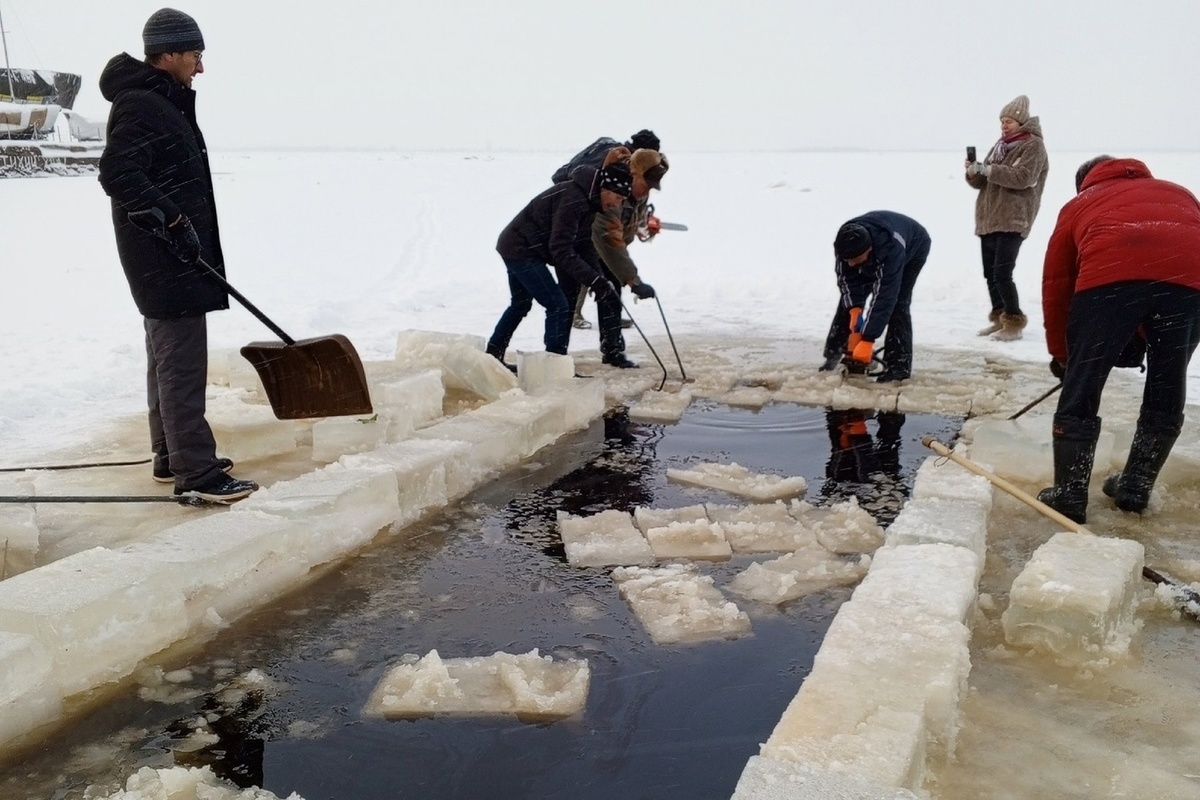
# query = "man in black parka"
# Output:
<box><xmin>99</xmin><ymin>8</ymin><xmax>257</xmax><ymax>503</ymax></box>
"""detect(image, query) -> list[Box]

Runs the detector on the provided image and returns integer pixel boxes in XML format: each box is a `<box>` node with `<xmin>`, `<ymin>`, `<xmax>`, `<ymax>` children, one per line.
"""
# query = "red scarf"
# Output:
<box><xmin>989</xmin><ymin>131</ymin><xmax>1032</xmax><ymax>164</ymax></box>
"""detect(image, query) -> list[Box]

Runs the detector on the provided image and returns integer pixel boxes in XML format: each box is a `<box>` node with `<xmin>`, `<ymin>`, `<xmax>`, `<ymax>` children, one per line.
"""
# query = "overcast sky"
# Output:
<box><xmin>5</xmin><ymin>0</ymin><xmax>1199</xmax><ymax>153</ymax></box>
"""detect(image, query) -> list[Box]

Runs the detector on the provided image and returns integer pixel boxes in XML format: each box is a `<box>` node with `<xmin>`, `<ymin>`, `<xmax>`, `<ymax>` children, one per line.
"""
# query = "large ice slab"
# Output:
<box><xmin>855</xmin><ymin>543</ymin><xmax>980</xmax><ymax>625</ymax></box>
<box><xmin>206</xmin><ymin>389</ymin><xmax>304</xmax><ymax>463</ymax></box>
<box><xmin>612</xmin><ymin>564</ymin><xmax>751</xmax><ymax>645</ymax></box>
<box><xmin>632</xmin><ymin>505</ymin><xmax>732</xmax><ymax>561</ymax></box>
<box><xmin>1001</xmin><ymin>531</ymin><xmax>1145</xmax><ymax>664</ymax></box>
<box><xmin>394</xmin><ymin>329</ymin><xmax>517</xmax><ymax>401</ymax></box>
<box><xmin>628</xmin><ymin>388</ymin><xmax>693</xmax><ymax>423</ymax></box>
<box><xmin>0</xmin><ymin>547</ymin><xmax>187</xmax><ymax>695</ymax></box>
<box><xmin>233</xmin><ymin>463</ymin><xmax>400</xmax><ymax>566</ymax></box>
<box><xmin>310</xmin><ymin>413</ymin><xmax>390</xmax><ymax>463</ymax></box>
<box><xmin>370</xmin><ymin>367</ymin><xmax>445</xmax><ymax>430</ymax></box>
<box><xmin>412</xmin><ymin>410</ymin><xmax>527</xmax><ymax>477</ymax></box>
<box><xmin>557</xmin><ymin>510</ymin><xmax>655</xmax><ymax>568</ymax></box>
<box><xmin>517</xmin><ymin>352</ymin><xmax>574</xmax><ymax>392</ymax></box>
<box><xmin>0</xmin><ymin>631</ymin><xmax>61</xmax><ymax>747</ymax></box>
<box><xmin>727</xmin><ymin>543</ymin><xmax>868</xmax><ymax>605</ymax></box>
<box><xmin>667</xmin><ymin>461</ymin><xmax>807</xmax><ymax>502</ymax></box>
<box><xmin>472</xmin><ymin>393</ymin><xmax>570</xmax><ymax>457</ymax></box>
<box><xmin>803</xmin><ymin>498</ymin><xmax>886</xmax><ymax>555</ymax></box>
<box><xmin>363</xmin><ymin>649</ymin><xmax>589</xmax><ymax>720</ymax></box>
<box><xmin>340</xmin><ymin>438</ymin><xmax>465</xmax><ymax>524</ymax></box>
<box><xmin>910</xmin><ymin>451</ymin><xmax>994</xmax><ymax>511</ymax></box>
<box><xmin>883</xmin><ymin>496</ymin><xmax>988</xmax><ymax>576</ymax></box>
<box><xmin>706</xmin><ymin>502</ymin><xmax>815</xmax><ymax>553</ymax></box>
<box><xmin>732</xmin><ymin>755</ymin><xmax>921</xmax><ymax>800</ymax></box>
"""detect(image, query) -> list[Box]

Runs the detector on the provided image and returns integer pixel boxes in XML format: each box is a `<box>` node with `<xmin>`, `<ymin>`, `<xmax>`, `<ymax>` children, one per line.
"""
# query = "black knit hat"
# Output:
<box><xmin>598</xmin><ymin>161</ymin><xmax>634</xmax><ymax>197</ymax></box>
<box><xmin>834</xmin><ymin>222</ymin><xmax>871</xmax><ymax>260</ymax></box>
<box><xmin>143</xmin><ymin>8</ymin><xmax>205</xmax><ymax>55</ymax></box>
<box><xmin>628</xmin><ymin>129</ymin><xmax>660</xmax><ymax>152</ymax></box>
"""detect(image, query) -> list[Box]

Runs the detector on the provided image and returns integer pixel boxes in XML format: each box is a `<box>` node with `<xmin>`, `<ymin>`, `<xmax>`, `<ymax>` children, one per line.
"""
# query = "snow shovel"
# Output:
<box><xmin>922</xmin><ymin>437</ymin><xmax>1200</xmax><ymax>623</ymax></box>
<box><xmin>205</xmin><ymin>258</ymin><xmax>373</xmax><ymax>420</ymax></box>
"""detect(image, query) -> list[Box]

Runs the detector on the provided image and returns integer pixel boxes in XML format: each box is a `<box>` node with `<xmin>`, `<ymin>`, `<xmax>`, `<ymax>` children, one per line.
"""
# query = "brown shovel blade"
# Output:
<box><xmin>240</xmin><ymin>334</ymin><xmax>373</xmax><ymax>420</ymax></box>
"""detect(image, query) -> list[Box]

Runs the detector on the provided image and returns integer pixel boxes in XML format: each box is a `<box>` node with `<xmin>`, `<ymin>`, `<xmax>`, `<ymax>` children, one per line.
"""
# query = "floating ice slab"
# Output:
<box><xmin>883</xmin><ymin>496</ymin><xmax>988</xmax><ymax>575</ymax></box>
<box><xmin>732</xmin><ymin>755</ymin><xmax>921</xmax><ymax>800</ymax></box>
<box><xmin>667</xmin><ymin>461</ymin><xmax>807</xmax><ymax>502</ymax></box>
<box><xmin>721</xmin><ymin>385</ymin><xmax>773</xmax><ymax>409</ymax></box>
<box><xmin>911</xmin><ymin>451</ymin><xmax>993</xmax><ymax>510</ymax></box>
<box><xmin>364</xmin><ymin>649</ymin><xmax>589</xmax><ymax>720</ymax></box>
<box><xmin>234</xmin><ymin>463</ymin><xmax>400</xmax><ymax>567</ymax></box>
<box><xmin>557</xmin><ymin>510</ymin><xmax>655</xmax><ymax>568</ymax></box>
<box><xmin>612</xmin><ymin>564</ymin><xmax>751</xmax><ymax>645</ymax></box>
<box><xmin>0</xmin><ymin>631</ymin><xmax>60</xmax><ymax>748</ymax></box>
<box><xmin>122</xmin><ymin>510</ymin><xmax>308</xmax><ymax>627</ymax></box>
<box><xmin>92</xmin><ymin>765</ymin><xmax>301</xmax><ymax>800</ymax></box>
<box><xmin>832</xmin><ymin>383</ymin><xmax>898</xmax><ymax>413</ymax></box>
<box><xmin>803</xmin><ymin>498</ymin><xmax>885</xmax><ymax>555</ymax></box>
<box><xmin>628</xmin><ymin>388</ymin><xmax>693</xmax><ymax>423</ymax></box>
<box><xmin>706</xmin><ymin>502</ymin><xmax>815</xmax><ymax>553</ymax></box>
<box><xmin>340</xmin><ymin>438</ymin><xmax>466</xmax><ymax>524</ymax></box>
<box><xmin>0</xmin><ymin>547</ymin><xmax>187</xmax><ymax>696</ymax></box>
<box><xmin>1001</xmin><ymin>531</ymin><xmax>1145</xmax><ymax>664</ymax></box>
<box><xmin>472</xmin><ymin>393</ymin><xmax>570</xmax><ymax>457</ymax></box>
<box><xmin>412</xmin><ymin>411</ymin><xmax>527</xmax><ymax>477</ymax></box>
<box><xmin>632</xmin><ymin>504</ymin><xmax>708</xmax><ymax>533</ymax></box>
<box><xmin>0</xmin><ymin>505</ymin><xmax>38</xmax><ymax>577</ymax></box>
<box><xmin>644</xmin><ymin>519</ymin><xmax>732</xmax><ymax>562</ymax></box>
<box><xmin>727</xmin><ymin>543</ymin><xmax>868</xmax><ymax>605</ymax></box>
<box><xmin>545</xmin><ymin>378</ymin><xmax>607</xmax><ymax>432</ymax></box>
<box><xmin>310</xmin><ymin>414</ymin><xmax>390</xmax><ymax>463</ymax></box>
<box><xmin>517</xmin><ymin>352</ymin><xmax>575</xmax><ymax>392</ymax></box>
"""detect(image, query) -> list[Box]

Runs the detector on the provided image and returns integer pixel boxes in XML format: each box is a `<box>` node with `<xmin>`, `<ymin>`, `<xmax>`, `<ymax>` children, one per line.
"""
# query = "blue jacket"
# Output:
<box><xmin>835</xmin><ymin>211</ymin><xmax>930</xmax><ymax>342</ymax></box>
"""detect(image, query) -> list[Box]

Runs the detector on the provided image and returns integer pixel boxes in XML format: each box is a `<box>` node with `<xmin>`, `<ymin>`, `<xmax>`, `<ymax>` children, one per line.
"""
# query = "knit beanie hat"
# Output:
<box><xmin>834</xmin><ymin>222</ymin><xmax>871</xmax><ymax>260</ymax></box>
<box><xmin>143</xmin><ymin>8</ymin><xmax>205</xmax><ymax>55</ymax></box>
<box><xmin>598</xmin><ymin>161</ymin><xmax>634</xmax><ymax>197</ymax></box>
<box><xmin>999</xmin><ymin>95</ymin><xmax>1030</xmax><ymax>124</ymax></box>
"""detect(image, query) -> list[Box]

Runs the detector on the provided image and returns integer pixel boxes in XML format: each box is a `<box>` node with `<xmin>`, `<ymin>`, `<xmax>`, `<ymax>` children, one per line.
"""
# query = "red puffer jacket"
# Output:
<box><xmin>1042</xmin><ymin>158</ymin><xmax>1200</xmax><ymax>362</ymax></box>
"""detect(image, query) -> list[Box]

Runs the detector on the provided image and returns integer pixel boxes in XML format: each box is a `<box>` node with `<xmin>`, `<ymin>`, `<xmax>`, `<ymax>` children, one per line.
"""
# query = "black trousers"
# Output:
<box><xmin>1055</xmin><ymin>281</ymin><xmax>1200</xmax><ymax>435</ymax></box>
<box><xmin>822</xmin><ymin>238</ymin><xmax>930</xmax><ymax>374</ymax></box>
<box><xmin>561</xmin><ymin>264</ymin><xmax>624</xmax><ymax>357</ymax></box>
<box><xmin>980</xmin><ymin>232</ymin><xmax>1023</xmax><ymax>315</ymax></box>
<box><xmin>145</xmin><ymin>315</ymin><xmax>223</xmax><ymax>490</ymax></box>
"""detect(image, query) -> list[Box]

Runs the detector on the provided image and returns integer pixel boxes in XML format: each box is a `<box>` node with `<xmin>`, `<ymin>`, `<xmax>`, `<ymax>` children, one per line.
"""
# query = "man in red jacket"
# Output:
<box><xmin>1037</xmin><ymin>156</ymin><xmax>1200</xmax><ymax>522</ymax></box>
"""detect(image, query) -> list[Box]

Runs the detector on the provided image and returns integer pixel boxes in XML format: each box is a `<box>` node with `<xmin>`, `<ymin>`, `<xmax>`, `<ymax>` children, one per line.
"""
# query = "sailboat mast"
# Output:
<box><xmin>0</xmin><ymin>4</ymin><xmax>16</xmax><ymax>101</ymax></box>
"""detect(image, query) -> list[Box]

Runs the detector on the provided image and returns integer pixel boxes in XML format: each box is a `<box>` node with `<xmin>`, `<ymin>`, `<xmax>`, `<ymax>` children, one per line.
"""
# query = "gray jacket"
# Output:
<box><xmin>966</xmin><ymin>116</ymin><xmax>1049</xmax><ymax>238</ymax></box>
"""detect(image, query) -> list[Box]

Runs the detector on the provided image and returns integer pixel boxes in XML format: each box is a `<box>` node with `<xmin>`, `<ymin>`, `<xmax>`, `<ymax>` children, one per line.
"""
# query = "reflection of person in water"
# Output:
<box><xmin>169</xmin><ymin>684</ymin><xmax>267</xmax><ymax>788</ymax></box>
<box><xmin>821</xmin><ymin>408</ymin><xmax>908</xmax><ymax>522</ymax></box>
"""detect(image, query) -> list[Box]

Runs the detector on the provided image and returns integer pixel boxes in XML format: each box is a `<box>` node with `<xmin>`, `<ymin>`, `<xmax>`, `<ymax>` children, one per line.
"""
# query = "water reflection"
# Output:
<box><xmin>820</xmin><ymin>408</ymin><xmax>909</xmax><ymax>526</ymax></box>
<box><xmin>168</xmin><ymin>683</ymin><xmax>268</xmax><ymax>789</ymax></box>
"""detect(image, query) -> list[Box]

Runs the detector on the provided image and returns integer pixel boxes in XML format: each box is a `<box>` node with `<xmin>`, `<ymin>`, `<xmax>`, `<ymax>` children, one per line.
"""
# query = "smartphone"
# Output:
<box><xmin>966</xmin><ymin>146</ymin><xmax>977</xmax><ymax>163</ymax></box>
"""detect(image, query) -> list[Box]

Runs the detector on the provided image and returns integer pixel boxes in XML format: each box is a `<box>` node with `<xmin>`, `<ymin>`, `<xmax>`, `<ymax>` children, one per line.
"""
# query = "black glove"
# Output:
<box><xmin>167</xmin><ymin>215</ymin><xmax>203</xmax><ymax>265</ymax></box>
<box><xmin>590</xmin><ymin>275</ymin><xmax>618</xmax><ymax>301</ymax></box>
<box><xmin>630</xmin><ymin>282</ymin><xmax>655</xmax><ymax>300</ymax></box>
<box><xmin>1049</xmin><ymin>359</ymin><xmax>1066</xmax><ymax>379</ymax></box>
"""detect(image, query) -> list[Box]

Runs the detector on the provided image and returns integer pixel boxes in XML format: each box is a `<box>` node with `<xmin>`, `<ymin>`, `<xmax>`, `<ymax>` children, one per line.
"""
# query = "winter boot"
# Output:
<box><xmin>818</xmin><ymin>353</ymin><xmax>843</xmax><ymax>372</ymax></box>
<box><xmin>976</xmin><ymin>309</ymin><xmax>1003</xmax><ymax>337</ymax></box>
<box><xmin>1102</xmin><ymin>413</ymin><xmax>1182</xmax><ymax>513</ymax></box>
<box><xmin>992</xmin><ymin>312</ymin><xmax>1028</xmax><ymax>342</ymax></box>
<box><xmin>1036</xmin><ymin>415</ymin><xmax>1101</xmax><ymax>524</ymax></box>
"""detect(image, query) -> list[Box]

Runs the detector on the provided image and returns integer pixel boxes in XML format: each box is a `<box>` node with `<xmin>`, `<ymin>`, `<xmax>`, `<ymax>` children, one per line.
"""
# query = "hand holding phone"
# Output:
<box><xmin>966</xmin><ymin>146</ymin><xmax>977</xmax><ymax>163</ymax></box>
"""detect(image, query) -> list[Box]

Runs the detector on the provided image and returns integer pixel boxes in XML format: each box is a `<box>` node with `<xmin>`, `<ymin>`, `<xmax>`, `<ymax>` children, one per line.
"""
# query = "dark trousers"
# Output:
<box><xmin>1056</xmin><ymin>281</ymin><xmax>1200</xmax><ymax>433</ymax></box>
<box><xmin>592</xmin><ymin>261</ymin><xmax>625</xmax><ymax>358</ymax></box>
<box><xmin>980</xmin><ymin>232</ymin><xmax>1023</xmax><ymax>315</ymax></box>
<box><xmin>822</xmin><ymin>238</ymin><xmax>929</xmax><ymax>374</ymax></box>
<box><xmin>488</xmin><ymin>258</ymin><xmax>571</xmax><ymax>356</ymax></box>
<box><xmin>145</xmin><ymin>315</ymin><xmax>221</xmax><ymax>490</ymax></box>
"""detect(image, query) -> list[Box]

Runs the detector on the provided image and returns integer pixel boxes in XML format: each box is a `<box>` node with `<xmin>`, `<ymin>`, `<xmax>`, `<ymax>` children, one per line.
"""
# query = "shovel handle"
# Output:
<box><xmin>198</xmin><ymin>258</ymin><xmax>296</xmax><ymax>345</ymax></box>
<box><xmin>921</xmin><ymin>437</ymin><xmax>1089</xmax><ymax>534</ymax></box>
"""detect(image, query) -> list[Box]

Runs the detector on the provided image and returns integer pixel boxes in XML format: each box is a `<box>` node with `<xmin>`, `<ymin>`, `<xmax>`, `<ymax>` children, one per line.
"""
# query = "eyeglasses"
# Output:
<box><xmin>191</xmin><ymin>51</ymin><xmax>204</xmax><ymax>63</ymax></box>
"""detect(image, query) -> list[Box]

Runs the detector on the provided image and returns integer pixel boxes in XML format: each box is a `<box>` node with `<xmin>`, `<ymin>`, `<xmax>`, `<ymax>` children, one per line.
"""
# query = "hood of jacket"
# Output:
<box><xmin>1079</xmin><ymin>158</ymin><xmax>1153</xmax><ymax>192</ymax></box>
<box><xmin>99</xmin><ymin>52</ymin><xmax>181</xmax><ymax>103</ymax></box>
<box><xmin>572</xmin><ymin>165</ymin><xmax>604</xmax><ymax>211</ymax></box>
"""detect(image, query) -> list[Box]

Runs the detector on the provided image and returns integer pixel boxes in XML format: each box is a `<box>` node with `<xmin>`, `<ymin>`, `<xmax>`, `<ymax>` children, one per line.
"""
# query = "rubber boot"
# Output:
<box><xmin>992</xmin><ymin>312</ymin><xmax>1027</xmax><ymax>342</ymax></box>
<box><xmin>976</xmin><ymin>309</ymin><xmax>1003</xmax><ymax>337</ymax></box>
<box><xmin>1036</xmin><ymin>415</ymin><xmax>1100</xmax><ymax>524</ymax></box>
<box><xmin>1102</xmin><ymin>413</ymin><xmax>1182</xmax><ymax>512</ymax></box>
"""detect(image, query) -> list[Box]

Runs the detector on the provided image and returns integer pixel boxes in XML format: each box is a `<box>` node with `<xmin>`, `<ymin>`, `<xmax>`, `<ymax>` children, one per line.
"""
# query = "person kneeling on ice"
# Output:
<box><xmin>1036</xmin><ymin>155</ymin><xmax>1200</xmax><ymax>523</ymax></box>
<box><xmin>485</xmin><ymin>159</ymin><xmax>635</xmax><ymax>369</ymax></box>
<box><xmin>819</xmin><ymin>211</ymin><xmax>932</xmax><ymax>382</ymax></box>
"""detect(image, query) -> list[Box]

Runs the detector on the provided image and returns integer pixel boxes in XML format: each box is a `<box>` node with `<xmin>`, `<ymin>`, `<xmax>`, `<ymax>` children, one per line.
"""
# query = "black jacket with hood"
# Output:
<box><xmin>98</xmin><ymin>53</ymin><xmax>228</xmax><ymax>319</ymax></box>
<box><xmin>495</xmin><ymin>166</ymin><xmax>606</xmax><ymax>287</ymax></box>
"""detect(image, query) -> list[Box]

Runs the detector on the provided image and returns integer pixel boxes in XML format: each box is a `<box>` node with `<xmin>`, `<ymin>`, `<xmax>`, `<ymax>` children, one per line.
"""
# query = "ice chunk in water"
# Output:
<box><xmin>803</xmin><ymin>497</ymin><xmax>885</xmax><ymax>555</ymax></box>
<box><xmin>727</xmin><ymin>542</ymin><xmax>868</xmax><ymax>604</ymax></box>
<box><xmin>92</xmin><ymin>765</ymin><xmax>301</xmax><ymax>799</ymax></box>
<box><xmin>364</xmin><ymin>649</ymin><xmax>589</xmax><ymax>720</ymax></box>
<box><xmin>645</xmin><ymin>519</ymin><xmax>732</xmax><ymax>562</ymax></box>
<box><xmin>632</xmin><ymin>504</ymin><xmax>708</xmax><ymax>533</ymax></box>
<box><xmin>0</xmin><ymin>631</ymin><xmax>61</xmax><ymax>748</ymax></box>
<box><xmin>1001</xmin><ymin>531</ymin><xmax>1145</xmax><ymax>664</ymax></box>
<box><xmin>911</xmin><ymin>451</ymin><xmax>994</xmax><ymax>511</ymax></box>
<box><xmin>0</xmin><ymin>506</ymin><xmax>38</xmax><ymax>577</ymax></box>
<box><xmin>706</xmin><ymin>502</ymin><xmax>815</xmax><ymax>553</ymax></box>
<box><xmin>721</xmin><ymin>385</ymin><xmax>772</xmax><ymax>409</ymax></box>
<box><xmin>856</xmin><ymin>543</ymin><xmax>980</xmax><ymax>625</ymax></box>
<box><xmin>628</xmin><ymin>388</ymin><xmax>693</xmax><ymax>423</ymax></box>
<box><xmin>667</xmin><ymin>461</ymin><xmax>807</xmax><ymax>502</ymax></box>
<box><xmin>732</xmin><ymin>755</ymin><xmax>921</xmax><ymax>800</ymax></box>
<box><xmin>612</xmin><ymin>564</ymin><xmax>751</xmax><ymax>644</ymax></box>
<box><xmin>310</xmin><ymin>414</ymin><xmax>389</xmax><ymax>463</ymax></box>
<box><xmin>0</xmin><ymin>547</ymin><xmax>188</xmax><ymax>695</ymax></box>
<box><xmin>517</xmin><ymin>352</ymin><xmax>575</xmax><ymax>392</ymax></box>
<box><xmin>557</xmin><ymin>510</ymin><xmax>655</xmax><ymax>568</ymax></box>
